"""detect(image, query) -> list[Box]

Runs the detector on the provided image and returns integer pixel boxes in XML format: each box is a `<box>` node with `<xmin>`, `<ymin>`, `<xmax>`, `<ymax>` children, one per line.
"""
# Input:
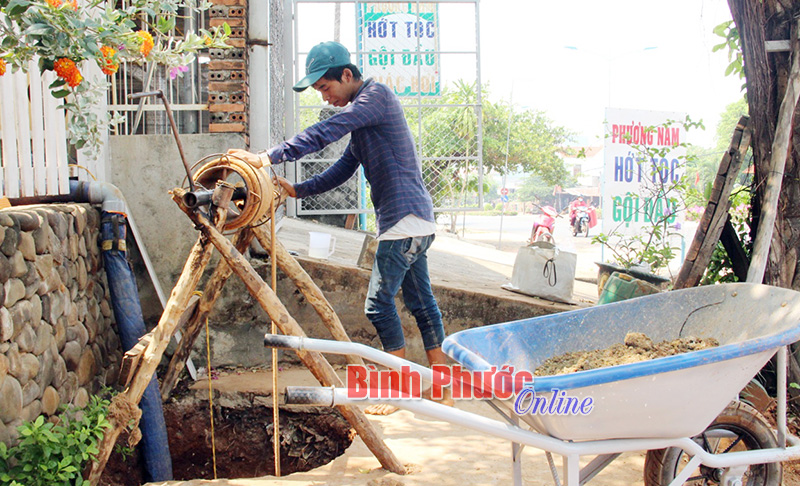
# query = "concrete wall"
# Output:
<box><xmin>205</xmin><ymin>257</ymin><xmax>554</xmax><ymax>367</ymax></box>
<box><xmin>0</xmin><ymin>205</ymin><xmax>120</xmax><ymax>446</ymax></box>
<box><xmin>107</xmin><ymin>133</ymin><xmax>246</xmax><ymax>323</ymax></box>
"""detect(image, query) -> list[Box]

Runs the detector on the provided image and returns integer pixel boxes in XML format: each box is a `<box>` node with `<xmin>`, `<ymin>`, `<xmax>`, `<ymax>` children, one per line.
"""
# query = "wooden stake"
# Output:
<box><xmin>252</xmin><ymin>225</ymin><xmax>366</xmax><ymax>367</ymax></box>
<box><xmin>674</xmin><ymin>116</ymin><xmax>751</xmax><ymax>289</ymax></box>
<box><xmin>160</xmin><ymin>229</ymin><xmax>255</xmax><ymax>400</ymax></box>
<box><xmin>187</xmin><ymin>208</ymin><xmax>406</xmax><ymax>475</ymax></box>
<box><xmin>86</xmin><ymin>188</ymin><xmax>233</xmax><ymax>484</ymax></box>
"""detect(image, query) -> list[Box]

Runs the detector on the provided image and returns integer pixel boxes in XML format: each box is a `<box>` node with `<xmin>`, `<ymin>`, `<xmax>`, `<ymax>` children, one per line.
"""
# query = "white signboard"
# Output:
<box><xmin>602</xmin><ymin>108</ymin><xmax>686</xmax><ymax>238</ymax></box>
<box><xmin>357</xmin><ymin>3</ymin><xmax>441</xmax><ymax>97</ymax></box>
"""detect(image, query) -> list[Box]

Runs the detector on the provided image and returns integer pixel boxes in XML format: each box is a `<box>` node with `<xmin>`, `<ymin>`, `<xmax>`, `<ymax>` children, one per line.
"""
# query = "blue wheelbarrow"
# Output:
<box><xmin>264</xmin><ymin>283</ymin><xmax>800</xmax><ymax>485</ymax></box>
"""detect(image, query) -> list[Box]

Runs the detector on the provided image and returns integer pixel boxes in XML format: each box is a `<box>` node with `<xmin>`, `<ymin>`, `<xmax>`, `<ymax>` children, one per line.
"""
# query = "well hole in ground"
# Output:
<box><xmin>101</xmin><ymin>396</ymin><xmax>353</xmax><ymax>485</ymax></box>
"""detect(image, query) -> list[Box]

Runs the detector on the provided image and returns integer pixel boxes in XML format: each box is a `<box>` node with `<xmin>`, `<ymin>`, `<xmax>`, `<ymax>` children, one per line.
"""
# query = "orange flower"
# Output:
<box><xmin>203</xmin><ymin>35</ymin><xmax>212</xmax><ymax>46</ymax></box>
<box><xmin>46</xmin><ymin>0</ymin><xmax>62</xmax><ymax>7</ymax></box>
<box><xmin>0</xmin><ymin>59</ymin><xmax>6</xmax><ymax>76</ymax></box>
<box><xmin>137</xmin><ymin>31</ymin><xmax>154</xmax><ymax>57</ymax></box>
<box><xmin>99</xmin><ymin>46</ymin><xmax>118</xmax><ymax>75</ymax></box>
<box><xmin>69</xmin><ymin>0</ymin><xmax>77</xmax><ymax>10</ymax></box>
<box><xmin>53</xmin><ymin>58</ymin><xmax>82</xmax><ymax>88</ymax></box>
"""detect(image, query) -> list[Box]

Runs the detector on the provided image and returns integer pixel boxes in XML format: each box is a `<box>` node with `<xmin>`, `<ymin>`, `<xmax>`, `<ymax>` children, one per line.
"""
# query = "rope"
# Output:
<box><xmin>204</xmin><ymin>313</ymin><xmax>218</xmax><ymax>479</ymax></box>
<box><xmin>194</xmin><ymin>289</ymin><xmax>218</xmax><ymax>480</ymax></box>
<box><xmin>190</xmin><ymin>153</ymin><xmax>274</xmax><ymax>232</ymax></box>
<box><xmin>270</xmin><ymin>186</ymin><xmax>281</xmax><ymax>476</ymax></box>
<box><xmin>67</xmin><ymin>163</ymin><xmax>98</xmax><ymax>181</ymax></box>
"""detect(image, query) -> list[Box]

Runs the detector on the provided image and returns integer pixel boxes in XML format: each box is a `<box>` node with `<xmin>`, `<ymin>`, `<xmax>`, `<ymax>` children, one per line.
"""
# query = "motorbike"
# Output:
<box><xmin>572</xmin><ymin>206</ymin><xmax>591</xmax><ymax>237</ymax></box>
<box><xmin>528</xmin><ymin>205</ymin><xmax>558</xmax><ymax>244</ymax></box>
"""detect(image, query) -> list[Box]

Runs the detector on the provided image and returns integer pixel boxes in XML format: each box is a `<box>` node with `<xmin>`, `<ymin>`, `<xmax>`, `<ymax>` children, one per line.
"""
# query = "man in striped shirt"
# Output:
<box><xmin>235</xmin><ymin>41</ymin><xmax>451</xmax><ymax>411</ymax></box>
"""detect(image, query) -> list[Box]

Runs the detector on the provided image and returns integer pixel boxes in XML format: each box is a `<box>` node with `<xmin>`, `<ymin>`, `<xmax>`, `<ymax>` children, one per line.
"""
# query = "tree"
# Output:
<box><xmin>726</xmin><ymin>1</ymin><xmax>800</xmax><ymax>410</ymax></box>
<box><xmin>684</xmin><ymin>98</ymin><xmax>749</xmax><ymax>200</ymax></box>
<box><xmin>514</xmin><ymin>173</ymin><xmax>568</xmax><ymax>209</ymax></box>
<box><xmin>726</xmin><ymin>2</ymin><xmax>799</xmax><ymax>289</ymax></box>
<box><xmin>414</xmin><ymin>80</ymin><xmax>572</xmax><ymax>231</ymax></box>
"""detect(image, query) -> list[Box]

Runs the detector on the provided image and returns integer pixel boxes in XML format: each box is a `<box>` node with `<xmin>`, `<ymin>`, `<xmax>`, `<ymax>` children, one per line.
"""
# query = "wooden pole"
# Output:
<box><xmin>160</xmin><ymin>229</ymin><xmax>255</xmax><ymax>399</ymax></box>
<box><xmin>252</xmin><ymin>225</ymin><xmax>366</xmax><ymax>367</ymax></box>
<box><xmin>673</xmin><ymin>116</ymin><xmax>751</xmax><ymax>289</ymax></box>
<box><xmin>747</xmin><ymin>24</ymin><xmax>800</xmax><ymax>284</ymax></box>
<box><xmin>87</xmin><ymin>186</ymin><xmax>233</xmax><ymax>484</ymax></box>
<box><xmin>185</xmin><ymin>206</ymin><xmax>406</xmax><ymax>475</ymax></box>
<box><xmin>160</xmin><ymin>191</ymin><xmax>289</xmax><ymax>399</ymax></box>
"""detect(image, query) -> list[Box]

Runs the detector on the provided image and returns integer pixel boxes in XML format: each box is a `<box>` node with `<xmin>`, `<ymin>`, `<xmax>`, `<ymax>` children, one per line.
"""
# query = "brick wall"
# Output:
<box><xmin>208</xmin><ymin>0</ymin><xmax>249</xmax><ymax>143</ymax></box>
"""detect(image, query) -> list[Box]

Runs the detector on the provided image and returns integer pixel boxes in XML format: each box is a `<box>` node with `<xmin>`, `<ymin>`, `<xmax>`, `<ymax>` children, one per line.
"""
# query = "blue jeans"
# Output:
<box><xmin>365</xmin><ymin>235</ymin><xmax>445</xmax><ymax>353</ymax></box>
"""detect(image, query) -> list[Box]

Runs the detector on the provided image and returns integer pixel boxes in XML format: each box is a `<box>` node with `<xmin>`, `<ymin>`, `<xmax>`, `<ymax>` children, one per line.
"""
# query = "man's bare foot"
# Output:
<box><xmin>364</xmin><ymin>403</ymin><xmax>399</xmax><ymax>415</ymax></box>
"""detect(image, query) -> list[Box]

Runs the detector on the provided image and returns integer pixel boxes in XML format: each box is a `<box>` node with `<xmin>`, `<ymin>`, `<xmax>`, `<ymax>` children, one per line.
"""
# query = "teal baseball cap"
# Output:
<box><xmin>293</xmin><ymin>41</ymin><xmax>352</xmax><ymax>92</ymax></box>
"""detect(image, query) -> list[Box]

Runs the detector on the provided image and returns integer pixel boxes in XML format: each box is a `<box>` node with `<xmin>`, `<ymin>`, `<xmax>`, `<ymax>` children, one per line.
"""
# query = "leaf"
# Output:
<box><xmin>23</xmin><ymin>23</ymin><xmax>53</xmax><ymax>36</ymax></box>
<box><xmin>52</xmin><ymin>89</ymin><xmax>72</xmax><ymax>99</ymax></box>
<box><xmin>5</xmin><ymin>0</ymin><xmax>31</xmax><ymax>16</ymax></box>
<box><xmin>156</xmin><ymin>15</ymin><xmax>176</xmax><ymax>34</ymax></box>
<box><xmin>712</xmin><ymin>20</ymin><xmax>730</xmax><ymax>37</ymax></box>
<box><xmin>49</xmin><ymin>78</ymin><xmax>66</xmax><ymax>89</ymax></box>
<box><xmin>1</xmin><ymin>35</ymin><xmax>17</xmax><ymax>49</ymax></box>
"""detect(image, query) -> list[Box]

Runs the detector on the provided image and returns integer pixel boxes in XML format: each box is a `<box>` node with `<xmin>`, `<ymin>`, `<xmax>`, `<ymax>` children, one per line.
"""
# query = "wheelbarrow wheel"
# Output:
<box><xmin>643</xmin><ymin>401</ymin><xmax>781</xmax><ymax>486</ymax></box>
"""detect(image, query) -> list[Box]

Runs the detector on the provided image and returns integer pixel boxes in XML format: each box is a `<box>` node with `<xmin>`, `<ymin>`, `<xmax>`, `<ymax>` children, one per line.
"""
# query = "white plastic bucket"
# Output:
<box><xmin>308</xmin><ymin>231</ymin><xmax>336</xmax><ymax>259</ymax></box>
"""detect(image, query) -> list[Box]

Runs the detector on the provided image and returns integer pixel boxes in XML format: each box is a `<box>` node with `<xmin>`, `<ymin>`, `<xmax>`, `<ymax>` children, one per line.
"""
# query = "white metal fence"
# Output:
<box><xmin>0</xmin><ymin>59</ymin><xmax>71</xmax><ymax>198</ymax></box>
<box><xmin>287</xmin><ymin>0</ymin><xmax>483</xmax><ymax>220</ymax></box>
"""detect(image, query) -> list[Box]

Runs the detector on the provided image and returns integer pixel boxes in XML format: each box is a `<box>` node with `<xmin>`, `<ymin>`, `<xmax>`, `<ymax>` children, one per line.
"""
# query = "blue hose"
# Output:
<box><xmin>101</xmin><ymin>212</ymin><xmax>173</xmax><ymax>481</ymax></box>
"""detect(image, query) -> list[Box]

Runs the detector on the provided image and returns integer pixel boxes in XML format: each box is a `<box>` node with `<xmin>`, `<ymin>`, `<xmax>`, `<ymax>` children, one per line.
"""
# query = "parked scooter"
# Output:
<box><xmin>528</xmin><ymin>205</ymin><xmax>558</xmax><ymax>244</ymax></box>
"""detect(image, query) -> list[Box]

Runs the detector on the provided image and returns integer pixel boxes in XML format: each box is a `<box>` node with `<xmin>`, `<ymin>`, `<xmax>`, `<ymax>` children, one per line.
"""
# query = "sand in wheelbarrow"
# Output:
<box><xmin>535</xmin><ymin>332</ymin><xmax>719</xmax><ymax>376</ymax></box>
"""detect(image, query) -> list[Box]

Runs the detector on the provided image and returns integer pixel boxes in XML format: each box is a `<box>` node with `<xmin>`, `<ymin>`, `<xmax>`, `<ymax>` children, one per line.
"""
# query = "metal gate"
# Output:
<box><xmin>285</xmin><ymin>0</ymin><xmax>483</xmax><ymax>225</ymax></box>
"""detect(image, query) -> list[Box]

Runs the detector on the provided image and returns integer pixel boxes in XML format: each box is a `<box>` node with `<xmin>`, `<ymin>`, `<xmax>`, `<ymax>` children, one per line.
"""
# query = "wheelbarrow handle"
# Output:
<box><xmin>285</xmin><ymin>386</ymin><xmax>334</xmax><ymax>406</ymax></box>
<box><xmin>263</xmin><ymin>334</ymin><xmax>304</xmax><ymax>349</ymax></box>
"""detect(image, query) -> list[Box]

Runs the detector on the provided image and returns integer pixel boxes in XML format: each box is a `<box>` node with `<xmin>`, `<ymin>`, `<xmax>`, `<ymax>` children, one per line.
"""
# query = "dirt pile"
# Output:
<box><xmin>535</xmin><ymin>332</ymin><xmax>719</xmax><ymax>376</ymax></box>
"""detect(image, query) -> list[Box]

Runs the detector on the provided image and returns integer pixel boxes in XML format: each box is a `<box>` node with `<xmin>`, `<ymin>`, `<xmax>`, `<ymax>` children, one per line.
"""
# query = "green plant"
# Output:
<box><xmin>700</xmin><ymin>189</ymin><xmax>751</xmax><ymax>285</ymax></box>
<box><xmin>0</xmin><ymin>394</ymin><xmax>111</xmax><ymax>486</ymax></box>
<box><xmin>0</xmin><ymin>0</ymin><xmax>231</xmax><ymax>154</ymax></box>
<box><xmin>713</xmin><ymin>20</ymin><xmax>744</xmax><ymax>81</ymax></box>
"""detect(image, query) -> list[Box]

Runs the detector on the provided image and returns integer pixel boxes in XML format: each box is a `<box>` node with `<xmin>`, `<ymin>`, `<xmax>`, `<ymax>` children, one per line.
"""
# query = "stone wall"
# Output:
<box><xmin>0</xmin><ymin>204</ymin><xmax>121</xmax><ymax>446</ymax></box>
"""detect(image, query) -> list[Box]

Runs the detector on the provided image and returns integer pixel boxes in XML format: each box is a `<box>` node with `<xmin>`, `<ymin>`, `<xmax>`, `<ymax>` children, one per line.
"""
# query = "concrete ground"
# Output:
<box><xmin>143</xmin><ymin>215</ymin><xmax>658</xmax><ymax>486</ymax></box>
<box><xmin>269</xmin><ymin>214</ymin><xmax>604</xmax><ymax>306</ymax></box>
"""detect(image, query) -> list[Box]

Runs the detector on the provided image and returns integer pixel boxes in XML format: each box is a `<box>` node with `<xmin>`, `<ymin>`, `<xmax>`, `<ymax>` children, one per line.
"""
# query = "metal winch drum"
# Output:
<box><xmin>182</xmin><ymin>153</ymin><xmax>279</xmax><ymax>232</ymax></box>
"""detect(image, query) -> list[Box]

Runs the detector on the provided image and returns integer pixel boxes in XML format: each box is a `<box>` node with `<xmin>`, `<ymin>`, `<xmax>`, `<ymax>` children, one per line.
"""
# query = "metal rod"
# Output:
<box><xmin>183</xmin><ymin>186</ymin><xmax>248</xmax><ymax>208</ymax></box>
<box><xmin>128</xmin><ymin>90</ymin><xmax>195</xmax><ymax>191</ymax></box>
<box><xmin>778</xmin><ymin>346</ymin><xmax>787</xmax><ymax>447</ymax></box>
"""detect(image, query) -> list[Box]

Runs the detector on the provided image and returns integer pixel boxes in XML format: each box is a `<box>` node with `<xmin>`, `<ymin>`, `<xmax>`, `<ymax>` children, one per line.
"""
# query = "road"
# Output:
<box><xmin>444</xmin><ymin>213</ymin><xmax>603</xmax><ymax>279</ymax></box>
<box><xmin>446</xmin><ymin>212</ymin><xmax>698</xmax><ymax>280</ymax></box>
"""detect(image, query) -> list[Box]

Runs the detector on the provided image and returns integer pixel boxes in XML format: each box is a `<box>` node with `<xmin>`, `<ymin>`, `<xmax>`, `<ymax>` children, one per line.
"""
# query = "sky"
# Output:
<box><xmin>476</xmin><ymin>0</ymin><xmax>742</xmax><ymax>148</ymax></box>
<box><xmin>295</xmin><ymin>0</ymin><xmax>744</xmax><ymax>148</ymax></box>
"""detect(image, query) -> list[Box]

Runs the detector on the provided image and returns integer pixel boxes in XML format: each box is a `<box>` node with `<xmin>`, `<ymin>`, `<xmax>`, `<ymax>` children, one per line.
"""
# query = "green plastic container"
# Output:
<box><xmin>597</xmin><ymin>271</ymin><xmax>662</xmax><ymax>305</ymax></box>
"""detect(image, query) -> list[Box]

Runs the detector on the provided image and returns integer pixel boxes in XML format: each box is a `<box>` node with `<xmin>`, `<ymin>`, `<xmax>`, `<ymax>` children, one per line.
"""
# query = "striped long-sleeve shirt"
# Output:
<box><xmin>271</xmin><ymin>78</ymin><xmax>434</xmax><ymax>236</ymax></box>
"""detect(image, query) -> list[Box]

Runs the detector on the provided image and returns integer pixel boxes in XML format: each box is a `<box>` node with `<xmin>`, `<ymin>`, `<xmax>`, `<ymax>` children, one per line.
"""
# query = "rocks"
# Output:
<box><xmin>0</xmin><ymin>205</ymin><xmax>120</xmax><ymax>448</ymax></box>
<box><xmin>0</xmin><ymin>376</ymin><xmax>23</xmax><ymax>422</ymax></box>
<box><xmin>4</xmin><ymin>279</ymin><xmax>24</xmax><ymax>308</ymax></box>
<box><xmin>17</xmin><ymin>231</ymin><xmax>35</xmax><ymax>261</ymax></box>
<box><xmin>41</xmin><ymin>386</ymin><xmax>60</xmax><ymax>415</ymax></box>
